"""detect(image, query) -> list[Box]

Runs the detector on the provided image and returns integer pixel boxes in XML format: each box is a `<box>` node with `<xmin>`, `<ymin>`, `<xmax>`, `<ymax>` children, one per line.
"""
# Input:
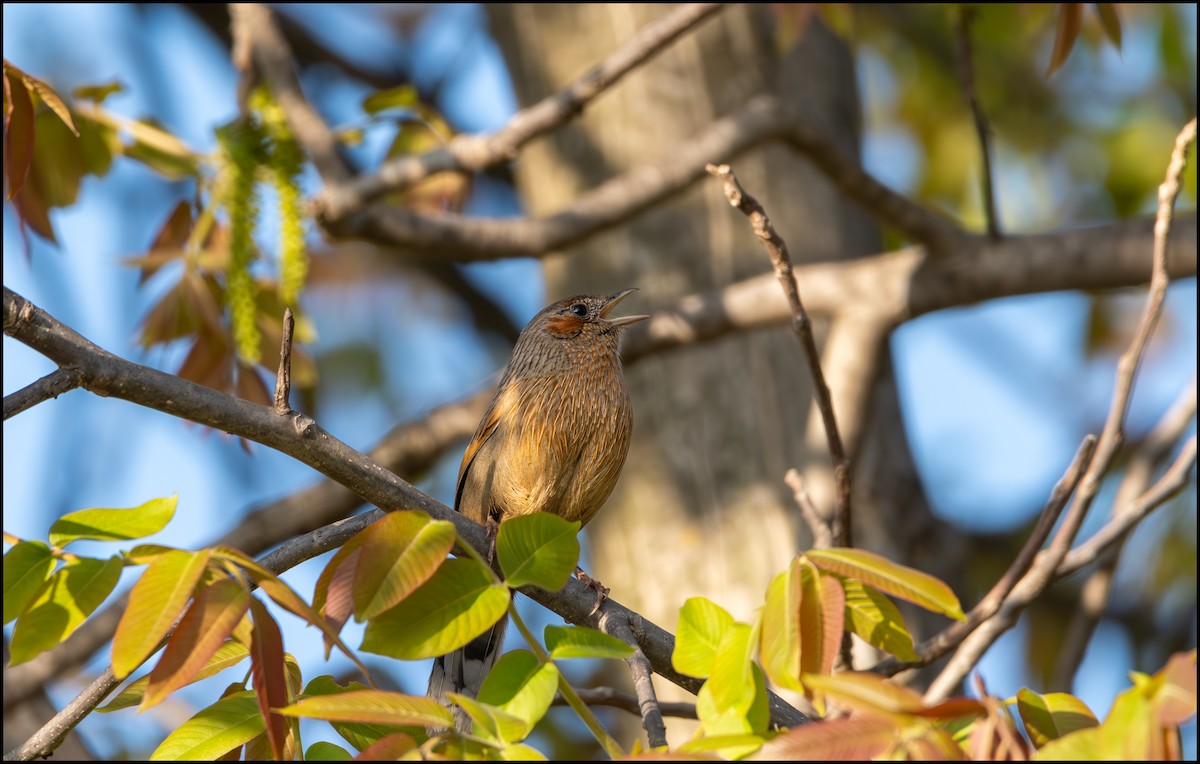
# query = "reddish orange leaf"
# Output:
<box><xmin>136</xmin><ymin>200</ymin><xmax>193</xmax><ymax>284</ymax></box>
<box><xmin>757</xmin><ymin>715</ymin><xmax>896</xmax><ymax>760</ymax></box>
<box><xmin>143</xmin><ymin>577</ymin><xmax>252</xmax><ymax>710</ymax></box>
<box><xmin>112</xmin><ymin>549</ymin><xmax>212</xmax><ymax>679</ymax></box>
<box><xmin>4</xmin><ymin>68</ymin><xmax>34</xmax><ymax>200</ymax></box>
<box><xmin>1047</xmin><ymin>3</ymin><xmax>1084</xmax><ymax>76</ymax></box>
<box><xmin>213</xmin><ymin>546</ymin><xmax>374</xmax><ymax>683</ymax></box>
<box><xmin>1094</xmin><ymin>4</ymin><xmax>1122</xmax><ymax>50</ymax></box>
<box><xmin>249</xmin><ymin>598</ymin><xmax>290</xmax><ymax>761</ymax></box>
<box><xmin>355</xmin><ymin>733</ymin><xmax>417</xmax><ymax>760</ymax></box>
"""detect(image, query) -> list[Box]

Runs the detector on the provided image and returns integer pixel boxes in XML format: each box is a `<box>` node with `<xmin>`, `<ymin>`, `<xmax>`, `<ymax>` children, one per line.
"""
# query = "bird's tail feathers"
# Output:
<box><xmin>427</xmin><ymin>615</ymin><xmax>508</xmax><ymax>734</ymax></box>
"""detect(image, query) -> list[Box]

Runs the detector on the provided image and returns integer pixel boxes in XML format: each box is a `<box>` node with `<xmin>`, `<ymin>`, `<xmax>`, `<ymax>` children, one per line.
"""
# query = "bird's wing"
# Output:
<box><xmin>454</xmin><ymin>385</ymin><xmax>514</xmax><ymax>516</ymax></box>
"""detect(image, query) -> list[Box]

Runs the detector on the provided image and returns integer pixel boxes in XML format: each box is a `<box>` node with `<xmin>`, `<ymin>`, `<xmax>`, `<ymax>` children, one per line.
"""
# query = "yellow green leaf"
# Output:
<box><xmin>672</xmin><ymin>597</ymin><xmax>735</xmax><ymax>679</ymax></box>
<box><xmin>361</xmin><ymin>557</ymin><xmax>509</xmax><ymax>660</ymax></box>
<box><xmin>149</xmin><ymin>691</ymin><xmax>264</xmax><ymax>761</ymax></box>
<box><xmin>496</xmin><ymin>512</ymin><xmax>581</xmax><ymax>590</ymax></box>
<box><xmin>9</xmin><ymin>555</ymin><xmax>123</xmax><ymax>665</ymax></box>
<box><xmin>760</xmin><ymin>558</ymin><xmax>803</xmax><ymax>692</ymax></box>
<box><xmin>353</xmin><ymin>511</ymin><xmax>455</xmax><ymax>621</ymax></box>
<box><xmin>277</xmin><ymin>689</ymin><xmax>454</xmax><ymax>728</ymax></box>
<box><xmin>544</xmin><ymin>625</ymin><xmax>633</xmax><ymax>660</ymax></box>
<box><xmin>3</xmin><ymin>540</ymin><xmax>55</xmax><ymax>624</ymax></box>
<box><xmin>842</xmin><ymin>579</ymin><xmax>919</xmax><ymax>662</ymax></box>
<box><xmin>49</xmin><ymin>495</ymin><xmax>178</xmax><ymax>547</ymax></box>
<box><xmin>112</xmin><ymin>548</ymin><xmax>212</xmax><ymax>679</ymax></box>
<box><xmin>1016</xmin><ymin>689</ymin><xmax>1098</xmax><ymax>748</ymax></box>
<box><xmin>807</xmin><ymin>548</ymin><xmax>965</xmax><ymax>621</ymax></box>
<box><xmin>478</xmin><ymin>650</ymin><xmax>561</xmax><ymax>736</ymax></box>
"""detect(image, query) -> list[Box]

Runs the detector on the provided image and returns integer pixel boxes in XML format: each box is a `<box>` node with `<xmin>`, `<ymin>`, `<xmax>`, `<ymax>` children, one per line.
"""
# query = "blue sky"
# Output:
<box><xmin>3</xmin><ymin>3</ymin><xmax>1195</xmax><ymax>758</ymax></box>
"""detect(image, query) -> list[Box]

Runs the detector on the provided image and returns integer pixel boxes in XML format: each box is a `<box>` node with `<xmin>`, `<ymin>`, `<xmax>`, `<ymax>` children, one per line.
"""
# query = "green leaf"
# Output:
<box><xmin>361</xmin><ymin>557</ymin><xmax>509</xmax><ymax>660</ymax></box>
<box><xmin>760</xmin><ymin>558</ymin><xmax>803</xmax><ymax>692</ymax></box>
<box><xmin>694</xmin><ymin>663</ymin><xmax>769</xmax><ymax>757</ymax></box>
<box><xmin>353</xmin><ymin>510</ymin><xmax>456</xmax><ymax>621</ymax></box>
<box><xmin>802</xmin><ymin>671</ymin><xmax>925</xmax><ymax>716</ymax></box>
<box><xmin>496</xmin><ymin>512</ymin><xmax>581</xmax><ymax>590</ymax></box>
<box><xmin>3</xmin><ymin>540</ymin><xmax>55</xmax><ymax>623</ymax></box>
<box><xmin>672</xmin><ymin>597</ymin><xmax>735</xmax><ymax>679</ymax></box>
<box><xmin>300</xmin><ymin>676</ymin><xmax>403</xmax><ymax>753</ymax></box>
<box><xmin>8</xmin><ymin>555</ymin><xmax>123</xmax><ymax>665</ymax></box>
<box><xmin>842</xmin><ymin>579</ymin><xmax>919</xmax><ymax>662</ymax></box>
<box><xmin>706</xmin><ymin>622</ymin><xmax>756</xmax><ymax>716</ymax></box>
<box><xmin>99</xmin><ymin>639</ymin><xmax>249</xmax><ymax>712</ymax></box>
<box><xmin>112</xmin><ymin>548</ymin><xmax>212</xmax><ymax>679</ymax></box>
<box><xmin>1017</xmin><ymin>689</ymin><xmax>1098</xmax><ymax>748</ymax></box>
<box><xmin>362</xmin><ymin>85</ymin><xmax>420</xmax><ymax>115</ymax></box>
<box><xmin>305</xmin><ymin>741</ymin><xmax>354</xmax><ymax>761</ymax></box>
<box><xmin>807</xmin><ymin>548</ymin><xmax>965</xmax><ymax>621</ymax></box>
<box><xmin>142</xmin><ymin>578</ymin><xmax>252</xmax><ymax>709</ymax></box>
<box><xmin>277</xmin><ymin>689</ymin><xmax>454</xmax><ymax>728</ymax></box>
<box><xmin>449</xmin><ymin>693</ymin><xmax>529</xmax><ymax>743</ymax></box>
<box><xmin>49</xmin><ymin>495</ymin><xmax>178</xmax><ymax>547</ymax></box>
<box><xmin>544</xmin><ymin>625</ymin><xmax>634</xmax><ymax>660</ymax></box>
<box><xmin>478</xmin><ymin>650</ymin><xmax>561</xmax><ymax>735</ymax></box>
<box><xmin>72</xmin><ymin>80</ymin><xmax>125</xmax><ymax>105</ymax></box>
<box><xmin>149</xmin><ymin>691</ymin><xmax>264</xmax><ymax>761</ymax></box>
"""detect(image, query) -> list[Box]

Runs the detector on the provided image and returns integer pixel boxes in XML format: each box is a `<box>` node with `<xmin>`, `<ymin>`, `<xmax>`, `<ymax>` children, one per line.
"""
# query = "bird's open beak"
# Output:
<box><xmin>600</xmin><ymin>288</ymin><xmax>649</xmax><ymax>327</ymax></box>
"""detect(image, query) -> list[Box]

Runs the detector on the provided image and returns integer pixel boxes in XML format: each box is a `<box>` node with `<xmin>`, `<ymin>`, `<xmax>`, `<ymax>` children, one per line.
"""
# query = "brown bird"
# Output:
<box><xmin>428</xmin><ymin>288</ymin><xmax>647</xmax><ymax>732</ymax></box>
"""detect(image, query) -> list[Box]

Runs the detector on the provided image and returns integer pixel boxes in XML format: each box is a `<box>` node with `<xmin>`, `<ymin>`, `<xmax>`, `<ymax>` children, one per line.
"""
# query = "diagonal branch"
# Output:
<box><xmin>922</xmin><ymin>117</ymin><xmax>1198</xmax><ymax>703</ymax></box>
<box><xmin>707</xmin><ymin>163</ymin><xmax>851</xmax><ymax>547</ymax></box>
<box><xmin>316</xmin><ymin>3</ymin><xmax>728</xmax><ymax>222</ymax></box>
<box><xmin>3</xmin><ymin>367</ymin><xmax>83</xmax><ymax>420</ymax></box>
<box><xmin>2</xmin><ymin>288</ymin><xmax>810</xmax><ymax>760</ymax></box>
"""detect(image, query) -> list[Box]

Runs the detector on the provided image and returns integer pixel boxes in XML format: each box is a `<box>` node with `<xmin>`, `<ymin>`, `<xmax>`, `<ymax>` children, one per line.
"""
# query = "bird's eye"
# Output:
<box><xmin>569</xmin><ymin>303</ymin><xmax>588</xmax><ymax>317</ymax></box>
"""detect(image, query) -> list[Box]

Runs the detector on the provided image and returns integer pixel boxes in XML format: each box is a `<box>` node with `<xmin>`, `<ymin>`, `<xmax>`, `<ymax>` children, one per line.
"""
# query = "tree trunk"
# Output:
<box><xmin>485</xmin><ymin>3</ymin><xmax>963</xmax><ymax>728</ymax></box>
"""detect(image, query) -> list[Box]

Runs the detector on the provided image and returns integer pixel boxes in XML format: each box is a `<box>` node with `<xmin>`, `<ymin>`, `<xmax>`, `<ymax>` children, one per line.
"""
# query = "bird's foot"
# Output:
<box><xmin>485</xmin><ymin>512</ymin><xmax>501</xmax><ymax>566</ymax></box>
<box><xmin>574</xmin><ymin>565</ymin><xmax>610</xmax><ymax>617</ymax></box>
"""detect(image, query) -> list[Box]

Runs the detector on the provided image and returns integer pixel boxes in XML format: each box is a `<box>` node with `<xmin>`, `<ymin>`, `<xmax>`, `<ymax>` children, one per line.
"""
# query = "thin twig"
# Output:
<box><xmin>785</xmin><ymin>468</ymin><xmax>832</xmax><ymax>549</ymax></box>
<box><xmin>1052</xmin><ymin>377</ymin><xmax>1196</xmax><ymax>688</ymax></box>
<box><xmin>3</xmin><ymin>367</ymin><xmax>83</xmax><ymax>420</ymax></box>
<box><xmin>273</xmin><ymin>307</ymin><xmax>294</xmax><ymax>414</ymax></box>
<box><xmin>552</xmin><ymin>687</ymin><xmax>698</xmax><ymax>720</ymax></box>
<box><xmin>955</xmin><ymin>7</ymin><xmax>1001</xmax><ymax>239</ymax></box>
<box><xmin>1058</xmin><ymin>434</ymin><xmax>1197</xmax><ymax>577</ymax></box>
<box><xmin>601</xmin><ymin>611</ymin><xmax>668</xmax><ymax>748</ymax></box>
<box><xmin>707</xmin><ymin>162</ymin><xmax>852</xmax><ymax>549</ymax></box>
<box><xmin>922</xmin><ymin>117</ymin><xmax>1197</xmax><ymax>703</ymax></box>
<box><xmin>316</xmin><ymin>3</ymin><xmax>728</xmax><ymax>222</ymax></box>
<box><xmin>869</xmin><ymin>434</ymin><xmax>1095</xmax><ymax>677</ymax></box>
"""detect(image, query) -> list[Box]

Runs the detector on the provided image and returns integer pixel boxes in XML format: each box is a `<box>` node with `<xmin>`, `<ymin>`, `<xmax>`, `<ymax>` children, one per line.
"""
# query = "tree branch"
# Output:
<box><xmin>707</xmin><ymin>162</ymin><xmax>852</xmax><ymax>549</ymax></box>
<box><xmin>2</xmin><ymin>288</ymin><xmax>810</xmax><ymax>760</ymax></box>
<box><xmin>316</xmin><ymin>3</ymin><xmax>729</xmax><ymax>223</ymax></box>
<box><xmin>922</xmin><ymin>117</ymin><xmax>1197</xmax><ymax>703</ymax></box>
<box><xmin>1052</xmin><ymin>376</ymin><xmax>1196</xmax><ymax>688</ymax></box>
<box><xmin>869</xmin><ymin>434</ymin><xmax>1096</xmax><ymax>677</ymax></box>
<box><xmin>600</xmin><ymin>611</ymin><xmax>668</xmax><ymax>748</ymax></box>
<box><xmin>955</xmin><ymin>7</ymin><xmax>1001</xmax><ymax>239</ymax></box>
<box><xmin>3</xmin><ymin>367</ymin><xmax>83</xmax><ymax>420</ymax></box>
<box><xmin>554</xmin><ymin>687</ymin><xmax>697</xmax><ymax>720</ymax></box>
